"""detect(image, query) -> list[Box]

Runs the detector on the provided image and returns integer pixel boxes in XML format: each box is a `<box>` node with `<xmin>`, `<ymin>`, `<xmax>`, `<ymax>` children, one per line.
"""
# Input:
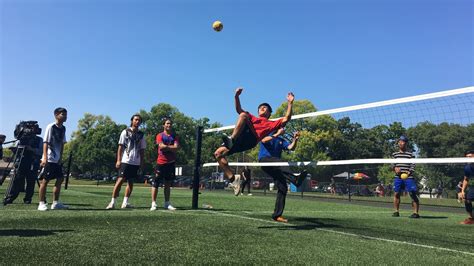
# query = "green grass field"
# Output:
<box><xmin>0</xmin><ymin>182</ymin><xmax>473</xmax><ymax>264</ymax></box>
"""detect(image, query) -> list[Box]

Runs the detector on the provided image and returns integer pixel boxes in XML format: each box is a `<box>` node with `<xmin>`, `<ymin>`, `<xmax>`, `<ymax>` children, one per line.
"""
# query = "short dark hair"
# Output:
<box><xmin>162</xmin><ymin>117</ymin><xmax>172</xmax><ymax>125</ymax></box>
<box><xmin>399</xmin><ymin>135</ymin><xmax>409</xmax><ymax>142</ymax></box>
<box><xmin>258</xmin><ymin>103</ymin><xmax>272</xmax><ymax>113</ymax></box>
<box><xmin>130</xmin><ymin>114</ymin><xmax>142</xmax><ymax>126</ymax></box>
<box><xmin>54</xmin><ymin>107</ymin><xmax>67</xmax><ymax>115</ymax></box>
<box><xmin>465</xmin><ymin>150</ymin><xmax>474</xmax><ymax>156</ymax></box>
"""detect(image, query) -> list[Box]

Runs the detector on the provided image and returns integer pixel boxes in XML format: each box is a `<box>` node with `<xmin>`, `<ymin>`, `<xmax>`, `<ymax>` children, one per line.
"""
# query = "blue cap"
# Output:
<box><xmin>399</xmin><ymin>135</ymin><xmax>409</xmax><ymax>142</ymax></box>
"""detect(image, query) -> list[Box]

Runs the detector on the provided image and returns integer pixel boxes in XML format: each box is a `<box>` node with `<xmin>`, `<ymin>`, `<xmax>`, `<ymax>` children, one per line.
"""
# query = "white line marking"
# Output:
<box><xmin>201</xmin><ymin>210</ymin><xmax>474</xmax><ymax>257</ymax></box>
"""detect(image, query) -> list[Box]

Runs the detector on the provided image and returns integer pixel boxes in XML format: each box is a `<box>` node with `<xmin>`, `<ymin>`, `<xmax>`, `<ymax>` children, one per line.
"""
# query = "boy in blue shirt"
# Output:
<box><xmin>259</xmin><ymin>128</ymin><xmax>307</xmax><ymax>223</ymax></box>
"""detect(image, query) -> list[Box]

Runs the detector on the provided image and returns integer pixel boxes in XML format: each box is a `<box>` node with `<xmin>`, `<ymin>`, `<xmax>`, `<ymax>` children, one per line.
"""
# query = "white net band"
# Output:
<box><xmin>203</xmin><ymin>157</ymin><xmax>474</xmax><ymax>167</ymax></box>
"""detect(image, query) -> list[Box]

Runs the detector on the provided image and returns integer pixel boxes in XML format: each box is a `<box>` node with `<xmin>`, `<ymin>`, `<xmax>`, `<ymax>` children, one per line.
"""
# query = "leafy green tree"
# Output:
<box><xmin>139</xmin><ymin>103</ymin><xmax>197</xmax><ymax>175</ymax></box>
<box><xmin>66</xmin><ymin>114</ymin><xmax>124</xmax><ymax>177</ymax></box>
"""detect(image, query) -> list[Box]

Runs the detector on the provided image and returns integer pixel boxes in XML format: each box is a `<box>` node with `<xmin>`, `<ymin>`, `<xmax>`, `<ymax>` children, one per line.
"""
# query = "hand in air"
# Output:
<box><xmin>287</xmin><ymin>92</ymin><xmax>295</xmax><ymax>103</ymax></box>
<box><xmin>235</xmin><ymin>87</ymin><xmax>243</xmax><ymax>96</ymax></box>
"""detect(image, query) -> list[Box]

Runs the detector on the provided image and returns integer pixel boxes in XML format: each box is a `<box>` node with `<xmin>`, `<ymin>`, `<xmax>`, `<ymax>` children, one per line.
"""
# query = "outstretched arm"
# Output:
<box><xmin>235</xmin><ymin>87</ymin><xmax>246</xmax><ymax>114</ymax></box>
<box><xmin>287</xmin><ymin>131</ymin><xmax>300</xmax><ymax>151</ymax></box>
<box><xmin>281</xmin><ymin>92</ymin><xmax>294</xmax><ymax>126</ymax></box>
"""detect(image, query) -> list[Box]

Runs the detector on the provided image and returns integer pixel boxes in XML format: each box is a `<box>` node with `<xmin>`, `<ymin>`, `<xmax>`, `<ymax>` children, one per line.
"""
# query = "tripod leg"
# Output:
<box><xmin>4</xmin><ymin>147</ymin><xmax>25</xmax><ymax>205</ymax></box>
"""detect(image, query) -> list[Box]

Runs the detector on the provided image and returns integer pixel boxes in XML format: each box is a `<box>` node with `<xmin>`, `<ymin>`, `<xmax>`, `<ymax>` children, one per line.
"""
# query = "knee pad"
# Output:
<box><xmin>409</xmin><ymin>192</ymin><xmax>419</xmax><ymax>203</ymax></box>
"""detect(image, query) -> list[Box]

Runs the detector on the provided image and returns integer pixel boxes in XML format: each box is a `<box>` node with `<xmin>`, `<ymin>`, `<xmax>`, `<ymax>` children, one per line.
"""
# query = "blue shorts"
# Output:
<box><xmin>393</xmin><ymin>177</ymin><xmax>417</xmax><ymax>193</ymax></box>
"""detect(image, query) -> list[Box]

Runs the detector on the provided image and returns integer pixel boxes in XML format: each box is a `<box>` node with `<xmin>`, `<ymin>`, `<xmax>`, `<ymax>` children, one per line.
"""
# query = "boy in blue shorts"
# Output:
<box><xmin>392</xmin><ymin>135</ymin><xmax>419</xmax><ymax>218</ymax></box>
<box><xmin>460</xmin><ymin>150</ymin><xmax>474</xmax><ymax>225</ymax></box>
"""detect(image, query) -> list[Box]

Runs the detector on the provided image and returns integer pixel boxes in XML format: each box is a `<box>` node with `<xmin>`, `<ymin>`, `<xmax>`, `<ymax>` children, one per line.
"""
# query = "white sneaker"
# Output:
<box><xmin>150</xmin><ymin>204</ymin><xmax>157</xmax><ymax>211</ymax></box>
<box><xmin>51</xmin><ymin>202</ymin><xmax>68</xmax><ymax>210</ymax></box>
<box><xmin>164</xmin><ymin>203</ymin><xmax>176</xmax><ymax>211</ymax></box>
<box><xmin>37</xmin><ymin>203</ymin><xmax>48</xmax><ymax>211</ymax></box>
<box><xmin>121</xmin><ymin>203</ymin><xmax>133</xmax><ymax>209</ymax></box>
<box><xmin>248</xmin><ymin>193</ymin><xmax>253</xmax><ymax>196</ymax></box>
<box><xmin>106</xmin><ymin>202</ymin><xmax>115</xmax><ymax>210</ymax></box>
<box><xmin>230</xmin><ymin>176</ymin><xmax>241</xmax><ymax>196</ymax></box>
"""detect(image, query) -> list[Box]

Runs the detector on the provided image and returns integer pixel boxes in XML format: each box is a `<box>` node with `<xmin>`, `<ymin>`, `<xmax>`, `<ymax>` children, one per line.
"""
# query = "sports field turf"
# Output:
<box><xmin>0</xmin><ymin>183</ymin><xmax>473</xmax><ymax>264</ymax></box>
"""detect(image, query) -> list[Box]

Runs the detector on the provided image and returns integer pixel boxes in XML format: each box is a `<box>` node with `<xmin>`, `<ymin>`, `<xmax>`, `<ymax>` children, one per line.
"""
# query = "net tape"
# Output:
<box><xmin>203</xmin><ymin>157</ymin><xmax>474</xmax><ymax>167</ymax></box>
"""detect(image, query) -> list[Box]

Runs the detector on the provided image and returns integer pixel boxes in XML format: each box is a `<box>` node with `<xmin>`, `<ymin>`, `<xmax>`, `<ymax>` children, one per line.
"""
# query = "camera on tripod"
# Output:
<box><xmin>14</xmin><ymin>121</ymin><xmax>42</xmax><ymax>145</ymax></box>
<box><xmin>0</xmin><ymin>121</ymin><xmax>42</xmax><ymax>189</ymax></box>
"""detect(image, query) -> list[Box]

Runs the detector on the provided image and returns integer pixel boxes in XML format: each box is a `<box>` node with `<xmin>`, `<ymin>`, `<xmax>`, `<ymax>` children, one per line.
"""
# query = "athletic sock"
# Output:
<box><xmin>123</xmin><ymin>197</ymin><xmax>129</xmax><ymax>204</ymax></box>
<box><xmin>110</xmin><ymin>198</ymin><xmax>116</xmax><ymax>204</ymax></box>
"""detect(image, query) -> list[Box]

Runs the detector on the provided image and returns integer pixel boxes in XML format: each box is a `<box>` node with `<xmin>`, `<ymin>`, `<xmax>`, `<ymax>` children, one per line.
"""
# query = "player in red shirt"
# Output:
<box><xmin>214</xmin><ymin>87</ymin><xmax>295</xmax><ymax>196</ymax></box>
<box><xmin>150</xmin><ymin>118</ymin><xmax>179</xmax><ymax>211</ymax></box>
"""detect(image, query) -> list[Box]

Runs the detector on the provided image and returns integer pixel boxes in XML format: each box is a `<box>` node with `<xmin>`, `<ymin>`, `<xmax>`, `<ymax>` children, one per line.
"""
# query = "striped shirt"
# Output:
<box><xmin>392</xmin><ymin>151</ymin><xmax>415</xmax><ymax>176</ymax></box>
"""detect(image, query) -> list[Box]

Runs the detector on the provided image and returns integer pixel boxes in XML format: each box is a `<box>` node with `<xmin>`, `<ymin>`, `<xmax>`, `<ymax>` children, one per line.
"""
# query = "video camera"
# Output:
<box><xmin>14</xmin><ymin>121</ymin><xmax>41</xmax><ymax>144</ymax></box>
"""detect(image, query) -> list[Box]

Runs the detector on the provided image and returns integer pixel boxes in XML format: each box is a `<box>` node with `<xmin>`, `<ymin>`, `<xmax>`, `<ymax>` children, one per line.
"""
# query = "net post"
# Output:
<box><xmin>192</xmin><ymin>126</ymin><xmax>203</xmax><ymax>209</ymax></box>
<box><xmin>347</xmin><ymin>172</ymin><xmax>351</xmax><ymax>202</ymax></box>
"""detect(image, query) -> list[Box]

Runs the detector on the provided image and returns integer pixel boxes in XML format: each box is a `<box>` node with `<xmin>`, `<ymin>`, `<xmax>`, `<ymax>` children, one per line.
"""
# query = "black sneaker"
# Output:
<box><xmin>409</xmin><ymin>213</ymin><xmax>420</xmax><ymax>219</ymax></box>
<box><xmin>392</xmin><ymin>211</ymin><xmax>400</xmax><ymax>217</ymax></box>
<box><xmin>221</xmin><ymin>134</ymin><xmax>234</xmax><ymax>149</ymax></box>
<box><xmin>23</xmin><ymin>199</ymin><xmax>32</xmax><ymax>204</ymax></box>
<box><xmin>295</xmin><ymin>170</ymin><xmax>308</xmax><ymax>187</ymax></box>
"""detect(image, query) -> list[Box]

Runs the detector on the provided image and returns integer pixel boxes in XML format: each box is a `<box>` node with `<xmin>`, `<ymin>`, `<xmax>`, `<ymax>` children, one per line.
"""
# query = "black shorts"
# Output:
<box><xmin>118</xmin><ymin>163</ymin><xmax>140</xmax><ymax>181</ymax></box>
<box><xmin>153</xmin><ymin>163</ymin><xmax>175</xmax><ymax>187</ymax></box>
<box><xmin>40</xmin><ymin>163</ymin><xmax>63</xmax><ymax>181</ymax></box>
<box><xmin>466</xmin><ymin>188</ymin><xmax>474</xmax><ymax>201</ymax></box>
<box><xmin>227</xmin><ymin>123</ymin><xmax>258</xmax><ymax>156</ymax></box>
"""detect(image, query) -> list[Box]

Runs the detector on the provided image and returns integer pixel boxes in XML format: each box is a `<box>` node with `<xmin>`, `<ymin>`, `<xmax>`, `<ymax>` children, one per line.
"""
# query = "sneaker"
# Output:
<box><xmin>295</xmin><ymin>171</ymin><xmax>308</xmax><ymax>187</ymax></box>
<box><xmin>460</xmin><ymin>218</ymin><xmax>474</xmax><ymax>225</ymax></box>
<box><xmin>51</xmin><ymin>202</ymin><xmax>69</xmax><ymax>210</ymax></box>
<box><xmin>106</xmin><ymin>202</ymin><xmax>115</xmax><ymax>210</ymax></box>
<box><xmin>150</xmin><ymin>205</ymin><xmax>157</xmax><ymax>211</ymax></box>
<box><xmin>247</xmin><ymin>193</ymin><xmax>252</xmax><ymax>196</ymax></box>
<box><xmin>23</xmin><ymin>199</ymin><xmax>32</xmax><ymax>204</ymax></box>
<box><xmin>37</xmin><ymin>203</ymin><xmax>48</xmax><ymax>211</ymax></box>
<box><xmin>392</xmin><ymin>211</ymin><xmax>400</xmax><ymax>217</ymax></box>
<box><xmin>164</xmin><ymin>203</ymin><xmax>176</xmax><ymax>211</ymax></box>
<box><xmin>273</xmin><ymin>216</ymin><xmax>288</xmax><ymax>223</ymax></box>
<box><xmin>409</xmin><ymin>213</ymin><xmax>420</xmax><ymax>219</ymax></box>
<box><xmin>230</xmin><ymin>176</ymin><xmax>241</xmax><ymax>196</ymax></box>
<box><xmin>221</xmin><ymin>134</ymin><xmax>234</xmax><ymax>149</ymax></box>
<box><xmin>121</xmin><ymin>203</ymin><xmax>133</xmax><ymax>209</ymax></box>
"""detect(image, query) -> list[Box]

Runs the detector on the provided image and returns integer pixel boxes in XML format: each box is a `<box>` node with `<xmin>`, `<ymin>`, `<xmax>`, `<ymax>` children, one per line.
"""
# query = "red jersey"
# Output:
<box><xmin>156</xmin><ymin>132</ymin><xmax>179</xmax><ymax>164</ymax></box>
<box><xmin>248</xmin><ymin>112</ymin><xmax>284</xmax><ymax>141</ymax></box>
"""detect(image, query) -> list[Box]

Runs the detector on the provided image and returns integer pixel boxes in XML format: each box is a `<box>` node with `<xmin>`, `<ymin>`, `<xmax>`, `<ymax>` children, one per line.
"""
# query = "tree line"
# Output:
<box><xmin>64</xmin><ymin>101</ymin><xmax>473</xmax><ymax>189</ymax></box>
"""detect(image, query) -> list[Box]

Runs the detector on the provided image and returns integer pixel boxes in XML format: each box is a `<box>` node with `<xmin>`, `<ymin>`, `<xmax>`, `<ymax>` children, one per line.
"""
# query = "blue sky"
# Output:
<box><xmin>1</xmin><ymin>0</ymin><xmax>472</xmax><ymax>141</ymax></box>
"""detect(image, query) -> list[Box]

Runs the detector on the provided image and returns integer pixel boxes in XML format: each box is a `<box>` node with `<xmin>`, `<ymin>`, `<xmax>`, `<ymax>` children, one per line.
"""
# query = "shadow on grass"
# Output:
<box><xmin>0</xmin><ymin>229</ymin><xmax>73</xmax><ymax>237</ymax></box>
<box><xmin>66</xmin><ymin>203</ymin><xmax>93</xmax><ymax>207</ymax></box>
<box><xmin>258</xmin><ymin>217</ymin><xmax>341</xmax><ymax>231</ymax></box>
<box><xmin>419</xmin><ymin>215</ymin><xmax>448</xmax><ymax>219</ymax></box>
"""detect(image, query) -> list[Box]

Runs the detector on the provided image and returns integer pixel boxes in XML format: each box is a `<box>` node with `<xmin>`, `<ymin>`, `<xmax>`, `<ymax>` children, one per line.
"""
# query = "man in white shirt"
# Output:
<box><xmin>106</xmin><ymin>114</ymin><xmax>146</xmax><ymax>209</ymax></box>
<box><xmin>38</xmin><ymin>108</ymin><xmax>68</xmax><ymax>211</ymax></box>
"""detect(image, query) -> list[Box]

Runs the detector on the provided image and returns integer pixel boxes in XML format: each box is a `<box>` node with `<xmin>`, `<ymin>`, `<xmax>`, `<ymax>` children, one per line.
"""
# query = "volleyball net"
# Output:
<box><xmin>195</xmin><ymin>86</ymin><xmax>474</xmax><ymax>202</ymax></box>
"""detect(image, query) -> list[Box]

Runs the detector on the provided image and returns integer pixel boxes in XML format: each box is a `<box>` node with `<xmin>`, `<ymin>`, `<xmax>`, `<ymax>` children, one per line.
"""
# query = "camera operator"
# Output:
<box><xmin>3</xmin><ymin>122</ymin><xmax>43</xmax><ymax>205</ymax></box>
<box><xmin>0</xmin><ymin>134</ymin><xmax>5</xmax><ymax>160</ymax></box>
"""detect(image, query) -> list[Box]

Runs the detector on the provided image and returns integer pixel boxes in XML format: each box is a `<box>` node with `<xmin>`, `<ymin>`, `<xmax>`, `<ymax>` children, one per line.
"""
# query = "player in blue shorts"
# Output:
<box><xmin>391</xmin><ymin>135</ymin><xmax>419</xmax><ymax>218</ymax></box>
<box><xmin>460</xmin><ymin>150</ymin><xmax>474</xmax><ymax>225</ymax></box>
